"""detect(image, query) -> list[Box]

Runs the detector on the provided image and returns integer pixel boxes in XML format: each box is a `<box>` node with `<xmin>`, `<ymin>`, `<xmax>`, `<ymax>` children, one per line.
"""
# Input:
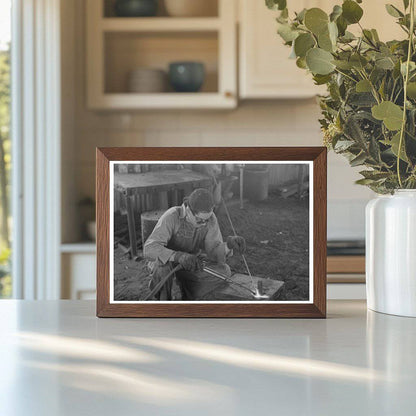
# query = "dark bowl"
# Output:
<box><xmin>114</xmin><ymin>0</ymin><xmax>158</xmax><ymax>17</ymax></box>
<box><xmin>168</xmin><ymin>62</ymin><xmax>205</xmax><ymax>93</ymax></box>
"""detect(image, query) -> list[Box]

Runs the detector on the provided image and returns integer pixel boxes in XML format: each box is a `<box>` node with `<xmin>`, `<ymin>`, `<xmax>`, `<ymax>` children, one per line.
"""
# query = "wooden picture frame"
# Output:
<box><xmin>97</xmin><ymin>147</ymin><xmax>327</xmax><ymax>318</ymax></box>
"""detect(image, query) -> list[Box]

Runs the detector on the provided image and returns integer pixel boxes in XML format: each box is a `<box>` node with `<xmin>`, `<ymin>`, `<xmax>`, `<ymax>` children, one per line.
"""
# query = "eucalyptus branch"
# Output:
<box><xmin>393</xmin><ymin>86</ymin><xmax>404</xmax><ymax>103</ymax></box>
<box><xmin>390</xmin><ymin>79</ymin><xmax>398</xmax><ymax>101</ymax></box>
<box><xmin>267</xmin><ymin>0</ymin><xmax>416</xmax><ymax>192</ymax></box>
<box><xmin>334</xmin><ymin>68</ymin><xmax>358</xmax><ymax>83</ymax></box>
<box><xmin>358</xmin><ymin>22</ymin><xmax>378</xmax><ymax>49</ymax></box>
<box><xmin>397</xmin><ymin>0</ymin><xmax>415</xmax><ymax>187</ymax></box>
<box><xmin>358</xmin><ymin>69</ymin><xmax>381</xmax><ymax>104</ymax></box>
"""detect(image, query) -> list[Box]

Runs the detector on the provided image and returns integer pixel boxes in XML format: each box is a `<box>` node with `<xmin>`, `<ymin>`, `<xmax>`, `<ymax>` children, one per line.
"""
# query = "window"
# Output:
<box><xmin>0</xmin><ymin>0</ymin><xmax>11</xmax><ymax>298</ymax></box>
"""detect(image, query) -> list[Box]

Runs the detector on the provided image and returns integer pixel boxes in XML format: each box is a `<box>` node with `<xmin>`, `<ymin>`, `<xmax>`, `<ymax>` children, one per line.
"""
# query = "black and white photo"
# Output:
<box><xmin>110</xmin><ymin>161</ymin><xmax>313</xmax><ymax>303</ymax></box>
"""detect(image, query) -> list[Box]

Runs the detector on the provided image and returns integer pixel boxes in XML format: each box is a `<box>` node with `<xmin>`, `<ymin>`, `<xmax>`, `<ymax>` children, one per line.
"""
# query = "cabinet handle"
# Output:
<box><xmin>225</xmin><ymin>91</ymin><xmax>234</xmax><ymax>98</ymax></box>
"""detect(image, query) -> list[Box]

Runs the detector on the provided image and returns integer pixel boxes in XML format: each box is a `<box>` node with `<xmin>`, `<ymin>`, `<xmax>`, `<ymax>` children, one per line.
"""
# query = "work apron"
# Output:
<box><xmin>149</xmin><ymin>208</ymin><xmax>225</xmax><ymax>300</ymax></box>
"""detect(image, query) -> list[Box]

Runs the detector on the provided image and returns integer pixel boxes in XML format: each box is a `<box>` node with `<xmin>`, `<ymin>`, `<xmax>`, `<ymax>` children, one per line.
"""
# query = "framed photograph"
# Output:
<box><xmin>96</xmin><ymin>147</ymin><xmax>327</xmax><ymax>318</ymax></box>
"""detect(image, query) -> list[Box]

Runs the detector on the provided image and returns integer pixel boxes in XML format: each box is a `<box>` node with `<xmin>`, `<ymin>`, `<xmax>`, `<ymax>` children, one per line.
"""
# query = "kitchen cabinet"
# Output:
<box><xmin>239</xmin><ymin>0</ymin><xmax>323</xmax><ymax>99</ymax></box>
<box><xmin>86</xmin><ymin>0</ymin><xmax>237</xmax><ymax>109</ymax></box>
<box><xmin>61</xmin><ymin>244</ymin><xmax>96</xmax><ymax>300</ymax></box>
<box><xmin>238</xmin><ymin>0</ymin><xmax>404</xmax><ymax>99</ymax></box>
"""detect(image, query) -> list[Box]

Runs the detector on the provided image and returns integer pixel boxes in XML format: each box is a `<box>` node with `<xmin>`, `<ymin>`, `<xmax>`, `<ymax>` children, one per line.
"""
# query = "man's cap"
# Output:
<box><xmin>188</xmin><ymin>188</ymin><xmax>214</xmax><ymax>213</ymax></box>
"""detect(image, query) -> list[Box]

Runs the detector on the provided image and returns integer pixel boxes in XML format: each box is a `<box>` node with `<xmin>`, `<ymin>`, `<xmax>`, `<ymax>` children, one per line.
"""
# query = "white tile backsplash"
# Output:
<box><xmin>73</xmin><ymin>99</ymin><xmax>371</xmax><ymax>240</ymax></box>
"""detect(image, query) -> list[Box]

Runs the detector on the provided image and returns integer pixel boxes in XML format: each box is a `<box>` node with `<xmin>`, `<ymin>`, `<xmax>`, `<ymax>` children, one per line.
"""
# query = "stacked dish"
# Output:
<box><xmin>164</xmin><ymin>0</ymin><xmax>217</xmax><ymax>17</ymax></box>
<box><xmin>127</xmin><ymin>68</ymin><xmax>167</xmax><ymax>93</ymax></box>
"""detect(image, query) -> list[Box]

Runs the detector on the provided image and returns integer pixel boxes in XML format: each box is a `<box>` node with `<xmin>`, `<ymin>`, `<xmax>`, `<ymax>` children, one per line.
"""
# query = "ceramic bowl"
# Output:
<box><xmin>168</xmin><ymin>62</ymin><xmax>205</xmax><ymax>93</ymax></box>
<box><xmin>114</xmin><ymin>0</ymin><xmax>158</xmax><ymax>17</ymax></box>
<box><xmin>127</xmin><ymin>68</ymin><xmax>167</xmax><ymax>93</ymax></box>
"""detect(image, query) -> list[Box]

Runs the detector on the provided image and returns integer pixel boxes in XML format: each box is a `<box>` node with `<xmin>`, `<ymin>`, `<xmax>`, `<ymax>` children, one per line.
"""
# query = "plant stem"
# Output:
<box><xmin>334</xmin><ymin>68</ymin><xmax>357</xmax><ymax>83</ymax></box>
<box><xmin>358</xmin><ymin>69</ymin><xmax>380</xmax><ymax>104</ymax></box>
<box><xmin>397</xmin><ymin>0</ymin><xmax>415</xmax><ymax>188</ymax></box>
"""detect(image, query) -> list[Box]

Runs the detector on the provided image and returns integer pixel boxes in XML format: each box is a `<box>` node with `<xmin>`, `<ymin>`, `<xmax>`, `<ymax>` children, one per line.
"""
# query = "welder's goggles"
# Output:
<box><xmin>193</xmin><ymin>210</ymin><xmax>213</xmax><ymax>224</ymax></box>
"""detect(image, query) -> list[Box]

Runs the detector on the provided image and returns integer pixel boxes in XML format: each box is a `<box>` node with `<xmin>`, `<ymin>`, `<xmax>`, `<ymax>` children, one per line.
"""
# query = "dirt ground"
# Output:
<box><xmin>114</xmin><ymin>192</ymin><xmax>310</xmax><ymax>301</ymax></box>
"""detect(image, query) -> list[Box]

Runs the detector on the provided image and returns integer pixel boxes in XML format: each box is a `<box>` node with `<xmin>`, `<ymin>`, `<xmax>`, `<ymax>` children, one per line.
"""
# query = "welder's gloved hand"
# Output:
<box><xmin>226</xmin><ymin>236</ymin><xmax>246</xmax><ymax>254</ymax></box>
<box><xmin>173</xmin><ymin>252</ymin><xmax>202</xmax><ymax>272</ymax></box>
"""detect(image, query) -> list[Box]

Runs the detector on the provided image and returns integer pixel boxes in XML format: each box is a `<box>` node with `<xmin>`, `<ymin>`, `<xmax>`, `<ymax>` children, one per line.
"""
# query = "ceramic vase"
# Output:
<box><xmin>366</xmin><ymin>190</ymin><xmax>416</xmax><ymax>317</ymax></box>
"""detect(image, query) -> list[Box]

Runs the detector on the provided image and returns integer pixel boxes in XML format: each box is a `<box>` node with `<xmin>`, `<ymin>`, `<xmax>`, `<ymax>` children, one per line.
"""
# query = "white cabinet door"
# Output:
<box><xmin>238</xmin><ymin>0</ymin><xmax>403</xmax><ymax>99</ymax></box>
<box><xmin>360</xmin><ymin>0</ymin><xmax>404</xmax><ymax>41</ymax></box>
<box><xmin>62</xmin><ymin>253</ymin><xmax>96</xmax><ymax>300</ymax></box>
<box><xmin>239</xmin><ymin>0</ymin><xmax>321</xmax><ymax>99</ymax></box>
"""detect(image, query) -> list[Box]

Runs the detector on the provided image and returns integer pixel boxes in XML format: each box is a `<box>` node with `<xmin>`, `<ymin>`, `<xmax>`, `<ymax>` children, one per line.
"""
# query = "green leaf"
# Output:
<box><xmin>403</xmin><ymin>0</ymin><xmax>410</xmax><ymax>9</ymax></box>
<box><xmin>280</xmin><ymin>8</ymin><xmax>289</xmax><ymax>19</ymax></box>
<box><xmin>333</xmin><ymin>59</ymin><xmax>353</xmax><ymax>70</ymax></box>
<box><xmin>334</xmin><ymin>139</ymin><xmax>355</xmax><ymax>152</ymax></box>
<box><xmin>350</xmin><ymin>152</ymin><xmax>368</xmax><ymax>167</ymax></box>
<box><xmin>313</xmin><ymin>74</ymin><xmax>332</xmax><ymax>85</ymax></box>
<box><xmin>372</xmin><ymin>101</ymin><xmax>404</xmax><ymax>130</ymax></box>
<box><xmin>375</xmin><ymin>56</ymin><xmax>395</xmax><ymax>70</ymax></box>
<box><xmin>306</xmin><ymin>48</ymin><xmax>335</xmax><ymax>75</ymax></box>
<box><xmin>360</xmin><ymin>170</ymin><xmax>391</xmax><ymax>180</ymax></box>
<box><xmin>349</xmin><ymin>92</ymin><xmax>377</xmax><ymax>107</ymax></box>
<box><xmin>407</xmin><ymin>82</ymin><xmax>416</xmax><ymax>99</ymax></box>
<box><xmin>356</xmin><ymin>178</ymin><xmax>377</xmax><ymax>185</ymax></box>
<box><xmin>382</xmin><ymin>132</ymin><xmax>409</xmax><ymax>162</ymax></box>
<box><xmin>336</xmin><ymin>15</ymin><xmax>348</xmax><ymax>36</ymax></box>
<box><xmin>296</xmin><ymin>57</ymin><xmax>307</xmax><ymax>69</ymax></box>
<box><xmin>294</xmin><ymin>33</ymin><xmax>315</xmax><ymax>57</ymax></box>
<box><xmin>328</xmin><ymin>21</ymin><xmax>338</xmax><ymax>45</ymax></box>
<box><xmin>401</xmin><ymin>61</ymin><xmax>416</xmax><ymax>76</ymax></box>
<box><xmin>304</xmin><ymin>8</ymin><xmax>329</xmax><ymax>35</ymax></box>
<box><xmin>369</xmin><ymin>137</ymin><xmax>381</xmax><ymax>162</ymax></box>
<box><xmin>339</xmin><ymin>31</ymin><xmax>356</xmax><ymax>42</ymax></box>
<box><xmin>385</xmin><ymin>4</ymin><xmax>403</xmax><ymax>18</ymax></box>
<box><xmin>344</xmin><ymin>114</ymin><xmax>367</xmax><ymax>147</ymax></box>
<box><xmin>330</xmin><ymin>5</ymin><xmax>343</xmax><ymax>22</ymax></box>
<box><xmin>379</xmin><ymin>78</ymin><xmax>386</xmax><ymax>99</ymax></box>
<box><xmin>370</xmin><ymin>67</ymin><xmax>386</xmax><ymax>84</ymax></box>
<box><xmin>356</xmin><ymin>79</ymin><xmax>372</xmax><ymax>92</ymax></box>
<box><xmin>277</xmin><ymin>23</ymin><xmax>299</xmax><ymax>42</ymax></box>
<box><xmin>362</xmin><ymin>29</ymin><xmax>375</xmax><ymax>44</ymax></box>
<box><xmin>393</xmin><ymin>61</ymin><xmax>402</xmax><ymax>79</ymax></box>
<box><xmin>317</xmin><ymin>23</ymin><xmax>338</xmax><ymax>53</ymax></box>
<box><xmin>342</xmin><ymin>0</ymin><xmax>363</xmax><ymax>24</ymax></box>
<box><xmin>350</xmin><ymin>53</ymin><xmax>368</xmax><ymax>69</ymax></box>
<box><xmin>266</xmin><ymin>0</ymin><xmax>287</xmax><ymax>11</ymax></box>
<box><xmin>276</xmin><ymin>8</ymin><xmax>289</xmax><ymax>23</ymax></box>
<box><xmin>295</xmin><ymin>8</ymin><xmax>307</xmax><ymax>22</ymax></box>
<box><xmin>318</xmin><ymin>31</ymin><xmax>334</xmax><ymax>52</ymax></box>
<box><xmin>371</xmin><ymin>29</ymin><xmax>380</xmax><ymax>42</ymax></box>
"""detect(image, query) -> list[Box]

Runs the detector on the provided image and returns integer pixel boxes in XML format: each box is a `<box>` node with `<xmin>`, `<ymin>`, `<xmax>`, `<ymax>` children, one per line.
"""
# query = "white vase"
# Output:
<box><xmin>366</xmin><ymin>190</ymin><xmax>416</xmax><ymax>317</ymax></box>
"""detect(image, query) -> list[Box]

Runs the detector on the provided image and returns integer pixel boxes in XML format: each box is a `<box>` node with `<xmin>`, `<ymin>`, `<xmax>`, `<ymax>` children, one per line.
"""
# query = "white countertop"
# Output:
<box><xmin>0</xmin><ymin>300</ymin><xmax>415</xmax><ymax>416</ymax></box>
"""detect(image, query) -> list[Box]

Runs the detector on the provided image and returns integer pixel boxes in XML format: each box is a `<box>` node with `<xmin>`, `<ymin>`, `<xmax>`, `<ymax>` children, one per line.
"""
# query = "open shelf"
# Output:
<box><xmin>90</xmin><ymin>92</ymin><xmax>235</xmax><ymax>109</ymax></box>
<box><xmin>104</xmin><ymin>31</ymin><xmax>219</xmax><ymax>94</ymax></box>
<box><xmin>86</xmin><ymin>0</ymin><xmax>236</xmax><ymax>109</ymax></box>
<box><xmin>101</xmin><ymin>17</ymin><xmax>221</xmax><ymax>32</ymax></box>
<box><xmin>103</xmin><ymin>0</ymin><xmax>219</xmax><ymax>18</ymax></box>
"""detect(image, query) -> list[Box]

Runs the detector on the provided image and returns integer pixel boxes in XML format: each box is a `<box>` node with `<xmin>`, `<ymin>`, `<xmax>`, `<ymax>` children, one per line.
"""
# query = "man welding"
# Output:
<box><xmin>144</xmin><ymin>188</ymin><xmax>246</xmax><ymax>300</ymax></box>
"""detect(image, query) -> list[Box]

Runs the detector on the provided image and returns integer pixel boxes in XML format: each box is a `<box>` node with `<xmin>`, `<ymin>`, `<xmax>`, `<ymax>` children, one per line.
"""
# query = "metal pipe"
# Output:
<box><xmin>203</xmin><ymin>266</ymin><xmax>257</xmax><ymax>297</ymax></box>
